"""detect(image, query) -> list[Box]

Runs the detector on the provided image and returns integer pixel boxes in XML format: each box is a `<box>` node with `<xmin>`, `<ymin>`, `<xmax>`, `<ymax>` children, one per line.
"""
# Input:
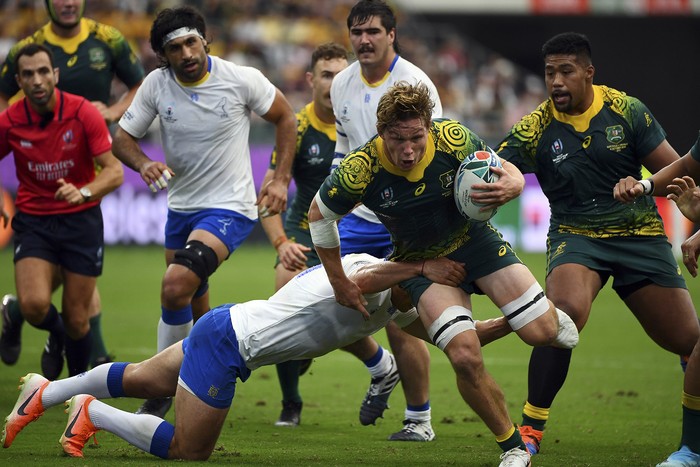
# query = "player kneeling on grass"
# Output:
<box><xmin>3</xmin><ymin>253</ymin><xmax>517</xmax><ymax>460</ymax></box>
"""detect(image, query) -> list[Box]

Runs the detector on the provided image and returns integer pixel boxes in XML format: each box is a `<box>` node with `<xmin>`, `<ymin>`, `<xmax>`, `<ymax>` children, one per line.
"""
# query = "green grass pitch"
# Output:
<box><xmin>0</xmin><ymin>243</ymin><xmax>695</xmax><ymax>466</ymax></box>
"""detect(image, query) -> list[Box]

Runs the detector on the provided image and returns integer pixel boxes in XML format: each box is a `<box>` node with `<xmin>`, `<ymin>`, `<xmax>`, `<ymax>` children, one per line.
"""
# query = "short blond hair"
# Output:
<box><xmin>376</xmin><ymin>81</ymin><xmax>434</xmax><ymax>135</ymax></box>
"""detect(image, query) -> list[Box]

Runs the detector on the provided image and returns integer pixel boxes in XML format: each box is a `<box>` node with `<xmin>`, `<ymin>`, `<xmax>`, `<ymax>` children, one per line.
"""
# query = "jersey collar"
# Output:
<box><xmin>42</xmin><ymin>18</ymin><xmax>90</xmax><ymax>55</ymax></box>
<box><xmin>551</xmin><ymin>85</ymin><xmax>604</xmax><ymax>133</ymax></box>
<box><xmin>360</xmin><ymin>55</ymin><xmax>399</xmax><ymax>88</ymax></box>
<box><xmin>377</xmin><ymin>131</ymin><xmax>435</xmax><ymax>182</ymax></box>
<box><xmin>307</xmin><ymin>102</ymin><xmax>336</xmax><ymax>141</ymax></box>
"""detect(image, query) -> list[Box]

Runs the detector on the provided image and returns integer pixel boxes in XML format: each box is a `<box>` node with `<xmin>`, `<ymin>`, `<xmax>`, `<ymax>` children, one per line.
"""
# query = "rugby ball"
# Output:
<box><xmin>454</xmin><ymin>149</ymin><xmax>502</xmax><ymax>221</ymax></box>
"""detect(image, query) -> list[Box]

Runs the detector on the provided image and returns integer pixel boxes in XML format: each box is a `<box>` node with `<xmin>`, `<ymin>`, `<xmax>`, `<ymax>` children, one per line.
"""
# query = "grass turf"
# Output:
<box><xmin>0</xmin><ymin>243</ymin><xmax>694</xmax><ymax>466</ymax></box>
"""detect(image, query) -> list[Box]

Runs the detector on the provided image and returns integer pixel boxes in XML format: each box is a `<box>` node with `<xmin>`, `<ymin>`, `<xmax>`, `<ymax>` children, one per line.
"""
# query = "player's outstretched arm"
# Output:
<box><xmin>351</xmin><ymin>256</ymin><xmax>466</xmax><ymax>294</ymax></box>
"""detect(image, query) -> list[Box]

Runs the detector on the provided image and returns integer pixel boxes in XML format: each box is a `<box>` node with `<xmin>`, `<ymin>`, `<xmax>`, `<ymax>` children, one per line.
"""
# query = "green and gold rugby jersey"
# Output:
<box><xmin>270</xmin><ymin>102</ymin><xmax>336</xmax><ymax>233</ymax></box>
<box><xmin>0</xmin><ymin>18</ymin><xmax>144</xmax><ymax>104</ymax></box>
<box><xmin>318</xmin><ymin>118</ymin><xmax>489</xmax><ymax>262</ymax></box>
<box><xmin>498</xmin><ymin>85</ymin><xmax>666</xmax><ymax>238</ymax></box>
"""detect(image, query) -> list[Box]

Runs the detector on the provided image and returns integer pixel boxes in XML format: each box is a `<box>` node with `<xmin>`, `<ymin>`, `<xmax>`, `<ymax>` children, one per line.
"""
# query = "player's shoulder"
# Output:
<box><xmin>332</xmin><ymin>61</ymin><xmax>361</xmax><ymax>87</ymax></box>
<box><xmin>7</xmin><ymin>31</ymin><xmax>42</xmax><ymax>58</ymax></box>
<box><xmin>60</xmin><ymin>90</ymin><xmax>93</xmax><ymax>117</ymax></box>
<box><xmin>432</xmin><ymin>118</ymin><xmax>486</xmax><ymax>155</ymax></box>
<box><xmin>393</xmin><ymin>56</ymin><xmax>432</xmax><ymax>81</ymax></box>
<box><xmin>597</xmin><ymin>84</ymin><xmax>648</xmax><ymax>117</ymax></box>
<box><xmin>86</xmin><ymin>18</ymin><xmax>127</xmax><ymax>45</ymax></box>
<box><xmin>507</xmin><ymin>99</ymin><xmax>553</xmax><ymax>142</ymax></box>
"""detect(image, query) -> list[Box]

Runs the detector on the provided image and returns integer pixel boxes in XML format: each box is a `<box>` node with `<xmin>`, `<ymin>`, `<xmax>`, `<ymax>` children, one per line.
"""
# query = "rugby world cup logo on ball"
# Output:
<box><xmin>454</xmin><ymin>149</ymin><xmax>502</xmax><ymax>221</ymax></box>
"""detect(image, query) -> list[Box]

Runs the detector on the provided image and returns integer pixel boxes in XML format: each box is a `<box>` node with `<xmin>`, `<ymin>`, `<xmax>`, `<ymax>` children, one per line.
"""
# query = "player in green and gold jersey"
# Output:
<box><xmin>496</xmin><ymin>32</ymin><xmax>700</xmax><ymax>458</ymax></box>
<box><xmin>308</xmin><ymin>82</ymin><xmax>580</xmax><ymax>467</ymax></box>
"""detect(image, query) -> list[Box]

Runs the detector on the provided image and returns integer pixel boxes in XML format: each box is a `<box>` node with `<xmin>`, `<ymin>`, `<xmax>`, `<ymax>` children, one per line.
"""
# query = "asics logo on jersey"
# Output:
<box><xmin>63</xmin><ymin>406</ymin><xmax>83</xmax><ymax>438</ymax></box>
<box><xmin>217</xmin><ymin>218</ymin><xmax>233</xmax><ymax>235</ymax></box>
<box><xmin>67</xmin><ymin>56</ymin><xmax>78</xmax><ymax>67</ymax></box>
<box><xmin>16</xmin><ymin>388</ymin><xmax>40</xmax><ymax>416</ymax></box>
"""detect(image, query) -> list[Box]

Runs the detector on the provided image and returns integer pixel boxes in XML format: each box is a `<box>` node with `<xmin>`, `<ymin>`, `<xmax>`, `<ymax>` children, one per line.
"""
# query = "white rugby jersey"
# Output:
<box><xmin>229</xmin><ymin>253</ymin><xmax>416</xmax><ymax>370</ymax></box>
<box><xmin>330</xmin><ymin>56</ymin><xmax>442</xmax><ymax>223</ymax></box>
<box><xmin>119</xmin><ymin>55</ymin><xmax>276</xmax><ymax>217</ymax></box>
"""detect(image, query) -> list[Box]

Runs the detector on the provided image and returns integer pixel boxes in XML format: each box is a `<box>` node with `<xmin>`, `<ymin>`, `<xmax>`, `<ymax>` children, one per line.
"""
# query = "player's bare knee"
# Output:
<box><xmin>443</xmin><ymin>336</ymin><xmax>484</xmax><ymax>382</ymax></box>
<box><xmin>516</xmin><ymin>310</ymin><xmax>558</xmax><ymax>346</ymax></box>
<box><xmin>169</xmin><ymin>437</ymin><xmax>213</xmax><ymax>461</ymax></box>
<box><xmin>17</xmin><ymin>296</ymin><xmax>51</xmax><ymax>324</ymax></box>
<box><xmin>61</xmin><ymin>313</ymin><xmax>90</xmax><ymax>339</ymax></box>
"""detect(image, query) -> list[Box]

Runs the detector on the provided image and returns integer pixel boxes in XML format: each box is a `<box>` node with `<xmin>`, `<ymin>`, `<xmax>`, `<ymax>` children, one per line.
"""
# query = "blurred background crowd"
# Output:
<box><xmin>0</xmin><ymin>0</ymin><xmax>544</xmax><ymax>147</ymax></box>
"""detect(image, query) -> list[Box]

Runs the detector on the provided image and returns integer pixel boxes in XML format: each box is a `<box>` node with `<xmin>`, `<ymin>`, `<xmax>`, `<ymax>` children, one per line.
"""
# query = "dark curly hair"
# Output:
<box><xmin>150</xmin><ymin>6</ymin><xmax>210</xmax><ymax>67</ymax></box>
<box><xmin>347</xmin><ymin>0</ymin><xmax>400</xmax><ymax>54</ymax></box>
<box><xmin>542</xmin><ymin>32</ymin><xmax>592</xmax><ymax>65</ymax></box>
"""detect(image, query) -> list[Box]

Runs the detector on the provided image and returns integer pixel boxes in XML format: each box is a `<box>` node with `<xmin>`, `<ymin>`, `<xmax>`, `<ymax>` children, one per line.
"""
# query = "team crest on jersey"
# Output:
<box><xmin>162</xmin><ymin>105</ymin><xmax>177</xmax><ymax>123</ymax></box>
<box><xmin>605</xmin><ymin>125</ymin><xmax>628</xmax><ymax>152</ymax></box>
<box><xmin>439</xmin><ymin>171</ymin><xmax>455</xmax><ymax>190</ymax></box>
<box><xmin>606</xmin><ymin>125</ymin><xmax>624</xmax><ymax>144</ymax></box>
<box><xmin>309</xmin><ymin>144</ymin><xmax>320</xmax><ymax>157</ymax></box>
<box><xmin>63</xmin><ymin>130</ymin><xmax>74</xmax><ymax>143</ymax></box>
<box><xmin>379</xmin><ymin>186</ymin><xmax>397</xmax><ymax>208</ymax></box>
<box><xmin>551</xmin><ymin>138</ymin><xmax>563</xmax><ymax>155</ymax></box>
<box><xmin>340</xmin><ymin>102</ymin><xmax>350</xmax><ymax>123</ymax></box>
<box><xmin>89</xmin><ymin>48</ymin><xmax>107</xmax><ymax>71</ymax></box>
<box><xmin>215</xmin><ymin>97</ymin><xmax>228</xmax><ymax>117</ymax></box>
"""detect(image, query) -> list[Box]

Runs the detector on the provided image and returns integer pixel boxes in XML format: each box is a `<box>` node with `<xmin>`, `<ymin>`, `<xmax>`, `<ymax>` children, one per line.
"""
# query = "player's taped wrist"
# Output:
<box><xmin>272</xmin><ymin>235</ymin><xmax>287</xmax><ymax>249</ymax></box>
<box><xmin>639</xmin><ymin>178</ymin><xmax>655</xmax><ymax>195</ymax></box>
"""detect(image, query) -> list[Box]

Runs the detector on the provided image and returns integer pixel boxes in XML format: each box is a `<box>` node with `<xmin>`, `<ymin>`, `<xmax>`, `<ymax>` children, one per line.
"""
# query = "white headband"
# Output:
<box><xmin>162</xmin><ymin>27</ymin><xmax>203</xmax><ymax>47</ymax></box>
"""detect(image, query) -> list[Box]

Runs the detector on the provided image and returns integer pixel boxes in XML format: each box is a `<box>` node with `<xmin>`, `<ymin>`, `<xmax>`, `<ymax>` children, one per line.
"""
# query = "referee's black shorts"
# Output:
<box><xmin>12</xmin><ymin>205</ymin><xmax>105</xmax><ymax>277</ymax></box>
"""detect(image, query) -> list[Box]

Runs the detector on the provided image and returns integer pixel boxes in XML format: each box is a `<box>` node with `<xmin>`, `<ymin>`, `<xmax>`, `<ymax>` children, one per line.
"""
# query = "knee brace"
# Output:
<box><xmin>428</xmin><ymin>305</ymin><xmax>475</xmax><ymax>351</ymax></box>
<box><xmin>172</xmin><ymin>240</ymin><xmax>219</xmax><ymax>283</ymax></box>
<box><xmin>500</xmin><ymin>283</ymin><xmax>549</xmax><ymax>331</ymax></box>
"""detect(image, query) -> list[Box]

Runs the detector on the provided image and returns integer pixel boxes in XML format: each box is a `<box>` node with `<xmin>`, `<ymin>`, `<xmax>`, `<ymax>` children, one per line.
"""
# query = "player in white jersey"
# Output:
<box><xmin>328</xmin><ymin>0</ymin><xmax>442</xmax><ymax>441</ymax></box>
<box><xmin>111</xmin><ymin>6</ymin><xmax>297</xmax><ymax>417</ymax></box>
<box><xmin>1</xmin><ymin>254</ymin><xmax>512</xmax><ymax>460</ymax></box>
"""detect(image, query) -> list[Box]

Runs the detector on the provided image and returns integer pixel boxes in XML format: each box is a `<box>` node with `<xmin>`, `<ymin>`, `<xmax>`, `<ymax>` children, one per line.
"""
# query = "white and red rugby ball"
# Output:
<box><xmin>454</xmin><ymin>149</ymin><xmax>502</xmax><ymax>221</ymax></box>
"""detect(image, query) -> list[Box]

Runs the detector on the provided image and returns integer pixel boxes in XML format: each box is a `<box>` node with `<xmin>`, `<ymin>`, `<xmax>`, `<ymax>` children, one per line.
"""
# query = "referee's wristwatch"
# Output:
<box><xmin>80</xmin><ymin>186</ymin><xmax>92</xmax><ymax>202</ymax></box>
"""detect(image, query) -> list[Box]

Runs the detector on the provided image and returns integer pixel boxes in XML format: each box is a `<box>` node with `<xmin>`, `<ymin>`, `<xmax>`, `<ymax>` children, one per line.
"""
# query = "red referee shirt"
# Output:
<box><xmin>0</xmin><ymin>89</ymin><xmax>112</xmax><ymax>215</ymax></box>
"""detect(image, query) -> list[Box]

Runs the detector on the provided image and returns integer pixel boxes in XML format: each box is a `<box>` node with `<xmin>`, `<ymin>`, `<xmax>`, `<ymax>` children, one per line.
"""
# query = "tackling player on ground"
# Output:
<box><xmin>1</xmin><ymin>253</ymin><xmax>511</xmax><ymax>460</ymax></box>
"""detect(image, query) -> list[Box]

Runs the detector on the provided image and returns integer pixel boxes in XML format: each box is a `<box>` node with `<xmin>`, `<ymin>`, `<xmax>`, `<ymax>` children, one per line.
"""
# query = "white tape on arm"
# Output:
<box><xmin>309</xmin><ymin>193</ymin><xmax>343</xmax><ymax>248</ymax></box>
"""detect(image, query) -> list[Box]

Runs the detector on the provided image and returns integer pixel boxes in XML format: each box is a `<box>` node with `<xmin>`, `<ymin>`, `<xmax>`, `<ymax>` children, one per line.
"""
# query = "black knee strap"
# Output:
<box><xmin>172</xmin><ymin>240</ymin><xmax>219</xmax><ymax>283</ymax></box>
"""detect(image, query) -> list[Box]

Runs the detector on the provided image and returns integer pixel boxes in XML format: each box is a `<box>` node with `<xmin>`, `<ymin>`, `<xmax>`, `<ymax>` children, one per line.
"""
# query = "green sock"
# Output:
<box><xmin>276</xmin><ymin>360</ymin><xmax>303</xmax><ymax>403</ymax></box>
<box><xmin>681</xmin><ymin>405</ymin><xmax>700</xmax><ymax>453</ymax></box>
<box><xmin>496</xmin><ymin>425</ymin><xmax>524</xmax><ymax>453</ymax></box>
<box><xmin>89</xmin><ymin>313</ymin><xmax>109</xmax><ymax>365</ymax></box>
<box><xmin>522</xmin><ymin>413</ymin><xmax>547</xmax><ymax>431</ymax></box>
<box><xmin>8</xmin><ymin>299</ymin><xmax>24</xmax><ymax>324</ymax></box>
